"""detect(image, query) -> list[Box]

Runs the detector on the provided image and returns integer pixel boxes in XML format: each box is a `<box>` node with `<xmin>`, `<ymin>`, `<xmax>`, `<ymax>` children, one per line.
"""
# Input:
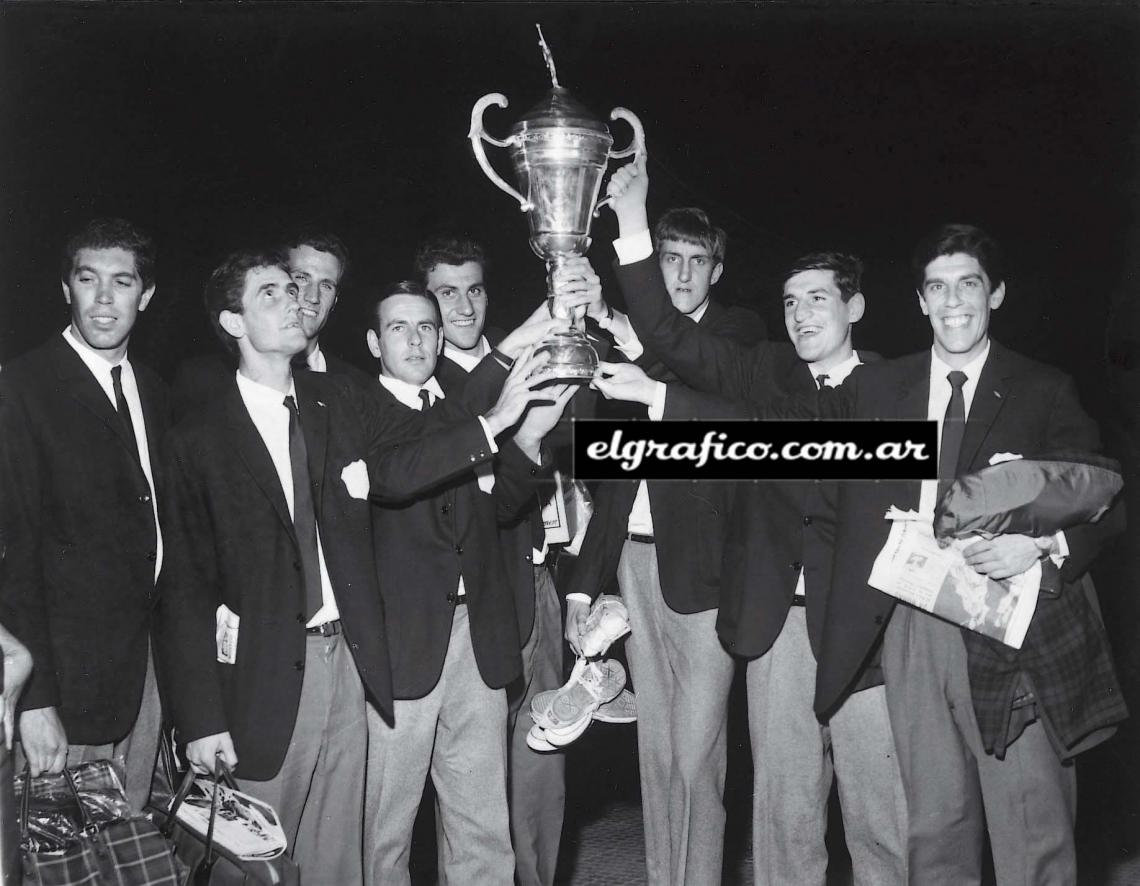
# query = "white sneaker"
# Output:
<box><xmin>593</xmin><ymin>689</ymin><xmax>637</xmax><ymax>724</ymax></box>
<box><xmin>579</xmin><ymin>595</ymin><xmax>631</xmax><ymax>658</ymax></box>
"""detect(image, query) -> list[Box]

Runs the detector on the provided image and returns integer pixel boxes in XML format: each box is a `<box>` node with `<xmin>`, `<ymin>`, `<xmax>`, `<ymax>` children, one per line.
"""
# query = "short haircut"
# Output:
<box><xmin>911</xmin><ymin>224</ymin><xmax>1005</xmax><ymax>291</ymax></box>
<box><xmin>204</xmin><ymin>249</ymin><xmax>291</xmax><ymax>354</ymax></box>
<box><xmin>783</xmin><ymin>252</ymin><xmax>864</xmax><ymax>303</ymax></box>
<box><xmin>283</xmin><ymin>230</ymin><xmax>350</xmax><ymax>280</ymax></box>
<box><xmin>653</xmin><ymin>208</ymin><xmax>727</xmax><ymax>266</ymax></box>
<box><xmin>413</xmin><ymin>236</ymin><xmax>487</xmax><ymax>286</ymax></box>
<box><xmin>369</xmin><ymin>280</ymin><xmax>441</xmax><ymax>334</ymax></box>
<box><xmin>61</xmin><ymin>217</ymin><xmax>157</xmax><ymax>290</ymax></box>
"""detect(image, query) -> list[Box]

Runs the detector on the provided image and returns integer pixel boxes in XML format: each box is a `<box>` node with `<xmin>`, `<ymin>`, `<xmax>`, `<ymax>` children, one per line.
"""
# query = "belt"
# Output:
<box><xmin>626</xmin><ymin>533</ymin><xmax>655</xmax><ymax>545</ymax></box>
<box><xmin>446</xmin><ymin>593</ymin><xmax>468</xmax><ymax>606</ymax></box>
<box><xmin>306</xmin><ymin>619</ymin><xmax>342</xmax><ymax>636</ymax></box>
<box><xmin>790</xmin><ymin>596</ymin><xmax>806</xmax><ymax>607</ymax></box>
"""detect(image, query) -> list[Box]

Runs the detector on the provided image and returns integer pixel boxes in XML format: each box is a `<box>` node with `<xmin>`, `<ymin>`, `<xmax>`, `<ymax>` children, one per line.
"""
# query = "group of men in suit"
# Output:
<box><xmin>553</xmin><ymin>155</ymin><xmax>1126</xmax><ymax>885</ymax></box>
<box><xmin>0</xmin><ymin>220</ymin><xmax>587</xmax><ymax>886</ymax></box>
<box><xmin>0</xmin><ymin>148</ymin><xmax>1126</xmax><ymax>886</ymax></box>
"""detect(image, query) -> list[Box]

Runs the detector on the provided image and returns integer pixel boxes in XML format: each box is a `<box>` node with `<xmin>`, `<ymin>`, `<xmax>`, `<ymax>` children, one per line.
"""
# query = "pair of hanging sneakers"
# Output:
<box><xmin>527</xmin><ymin>595</ymin><xmax>638</xmax><ymax>752</ymax></box>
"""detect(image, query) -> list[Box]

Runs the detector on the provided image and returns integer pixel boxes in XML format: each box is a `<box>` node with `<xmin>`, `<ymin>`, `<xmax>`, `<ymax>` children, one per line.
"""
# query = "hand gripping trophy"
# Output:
<box><xmin>469</xmin><ymin>25</ymin><xmax>645</xmax><ymax>381</ymax></box>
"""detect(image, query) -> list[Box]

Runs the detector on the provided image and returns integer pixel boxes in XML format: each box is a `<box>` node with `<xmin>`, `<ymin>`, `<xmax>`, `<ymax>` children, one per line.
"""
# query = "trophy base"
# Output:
<box><xmin>534</xmin><ymin>330</ymin><xmax>599</xmax><ymax>384</ymax></box>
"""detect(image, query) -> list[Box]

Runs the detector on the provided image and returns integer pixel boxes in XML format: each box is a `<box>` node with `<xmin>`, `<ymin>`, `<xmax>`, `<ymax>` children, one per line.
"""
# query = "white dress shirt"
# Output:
<box><xmin>62</xmin><ymin>327</ymin><xmax>163</xmax><ymax>580</ymax></box>
<box><xmin>235</xmin><ymin>371</ymin><xmax>339</xmax><ymax>626</ymax></box>
<box><xmin>305</xmin><ymin>344</ymin><xmax>327</xmax><ymax>373</ymax></box>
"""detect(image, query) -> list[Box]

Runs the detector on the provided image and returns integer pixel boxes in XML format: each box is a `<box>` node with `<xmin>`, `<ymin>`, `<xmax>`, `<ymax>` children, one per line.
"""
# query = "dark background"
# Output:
<box><xmin>3</xmin><ymin>2</ymin><xmax>1140</xmax><ymax>876</ymax></box>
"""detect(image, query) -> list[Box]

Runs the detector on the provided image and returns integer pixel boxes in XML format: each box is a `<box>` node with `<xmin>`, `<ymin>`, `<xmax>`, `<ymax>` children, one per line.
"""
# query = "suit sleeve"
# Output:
<box><xmin>353</xmin><ymin>384</ymin><xmax>499</xmax><ymax>504</ymax></box>
<box><xmin>616</xmin><ymin>256</ymin><xmax>774</xmax><ymax>401</ymax></box>
<box><xmin>493</xmin><ymin>441</ymin><xmax>555</xmax><ymax>526</ymax></box>
<box><xmin>0</xmin><ymin>382</ymin><xmax>60</xmax><ymax>712</ymax></box>
<box><xmin>1040</xmin><ymin>374</ymin><xmax>1124</xmax><ymax>580</ymax></box>
<box><xmin>561</xmin><ymin>483</ymin><xmax>632</xmax><ymax>603</ymax></box>
<box><xmin>154</xmin><ymin>433</ymin><xmax>230</xmax><ymax>744</ymax></box>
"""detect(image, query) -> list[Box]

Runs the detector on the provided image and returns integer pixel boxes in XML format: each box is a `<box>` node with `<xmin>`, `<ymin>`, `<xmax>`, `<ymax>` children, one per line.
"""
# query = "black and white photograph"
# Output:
<box><xmin>1</xmin><ymin>3</ymin><xmax>1138</xmax><ymax>885</ymax></box>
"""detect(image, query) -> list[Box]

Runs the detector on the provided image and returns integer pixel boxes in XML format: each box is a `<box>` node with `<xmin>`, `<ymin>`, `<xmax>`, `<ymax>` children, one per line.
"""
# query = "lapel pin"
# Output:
<box><xmin>993</xmin><ymin>391</ymin><xmax>1002</xmax><ymax>399</ymax></box>
<box><xmin>317</xmin><ymin>400</ymin><xmax>326</xmax><ymax>407</ymax></box>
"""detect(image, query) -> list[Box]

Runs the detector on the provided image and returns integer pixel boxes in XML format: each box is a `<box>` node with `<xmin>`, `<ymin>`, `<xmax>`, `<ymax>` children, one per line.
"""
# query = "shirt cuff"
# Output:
<box><xmin>565</xmin><ymin>592</ymin><xmax>592</xmax><ymax>605</ymax></box>
<box><xmin>647</xmin><ymin>382</ymin><xmax>667</xmax><ymax>421</ymax></box>
<box><xmin>476</xmin><ymin>416</ymin><xmax>500</xmax><ymax>454</ymax></box>
<box><xmin>613</xmin><ymin>325</ymin><xmax>645</xmax><ymax>361</ymax></box>
<box><xmin>613</xmin><ymin>230</ymin><xmax>653</xmax><ymax>265</ymax></box>
<box><xmin>1049</xmin><ymin>530</ymin><xmax>1069</xmax><ymax>567</ymax></box>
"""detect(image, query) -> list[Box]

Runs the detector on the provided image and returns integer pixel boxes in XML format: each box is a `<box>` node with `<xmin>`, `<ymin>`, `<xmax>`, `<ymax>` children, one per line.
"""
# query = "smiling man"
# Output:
<box><xmin>0</xmin><ymin>218</ymin><xmax>167</xmax><ymax>808</ymax></box>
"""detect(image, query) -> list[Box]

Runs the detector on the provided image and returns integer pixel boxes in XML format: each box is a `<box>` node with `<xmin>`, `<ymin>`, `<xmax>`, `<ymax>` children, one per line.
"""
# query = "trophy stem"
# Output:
<box><xmin>545</xmin><ymin>255</ymin><xmax>585</xmax><ymax>330</ymax></box>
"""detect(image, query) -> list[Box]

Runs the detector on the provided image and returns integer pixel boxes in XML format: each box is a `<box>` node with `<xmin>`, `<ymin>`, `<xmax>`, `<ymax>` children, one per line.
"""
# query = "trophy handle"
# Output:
<box><xmin>594</xmin><ymin>107</ymin><xmax>646</xmax><ymax>215</ymax></box>
<box><xmin>469</xmin><ymin>93</ymin><xmax>533</xmax><ymax>212</ymax></box>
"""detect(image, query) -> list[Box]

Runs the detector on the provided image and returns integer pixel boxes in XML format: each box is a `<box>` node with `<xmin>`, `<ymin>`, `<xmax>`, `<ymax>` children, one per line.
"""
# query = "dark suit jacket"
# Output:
<box><xmin>156</xmin><ymin>359</ymin><xmax>509</xmax><ymax>780</ymax></box>
<box><xmin>565</xmin><ymin>294</ymin><xmax>766</xmax><ymax>613</ymax></box>
<box><xmin>171</xmin><ymin>348</ymin><xmax>371</xmax><ymax>421</ymax></box>
<box><xmin>370</xmin><ymin>380</ymin><xmax>553</xmax><ymax>699</ymax></box>
<box><xmin>0</xmin><ymin>335</ymin><xmax>168</xmax><ymax>744</ymax></box>
<box><xmin>666</xmin><ymin>341</ymin><xmax>1127</xmax><ymax>752</ymax></box>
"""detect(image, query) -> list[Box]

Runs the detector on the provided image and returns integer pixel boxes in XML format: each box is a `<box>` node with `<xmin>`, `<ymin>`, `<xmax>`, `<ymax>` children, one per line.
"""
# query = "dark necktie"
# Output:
<box><xmin>283</xmin><ymin>395</ymin><xmax>324</xmax><ymax>620</ymax></box>
<box><xmin>938</xmin><ymin>370</ymin><xmax>969</xmax><ymax>481</ymax></box>
<box><xmin>814</xmin><ymin>373</ymin><xmax>830</xmax><ymax>390</ymax></box>
<box><xmin>111</xmin><ymin>365</ymin><xmax>140</xmax><ymax>459</ymax></box>
<box><xmin>418</xmin><ymin>389</ymin><xmax>432</xmax><ymax>411</ymax></box>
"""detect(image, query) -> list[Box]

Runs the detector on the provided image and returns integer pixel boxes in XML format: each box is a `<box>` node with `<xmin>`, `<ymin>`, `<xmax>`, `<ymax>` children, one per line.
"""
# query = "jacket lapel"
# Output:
<box><xmin>958</xmin><ymin>341</ymin><xmax>1012</xmax><ymax>474</ymax></box>
<box><xmin>53</xmin><ymin>338</ymin><xmax>141</xmax><ymax>462</ymax></box>
<box><xmin>224</xmin><ymin>384</ymin><xmax>296</xmax><ymax>537</ymax></box>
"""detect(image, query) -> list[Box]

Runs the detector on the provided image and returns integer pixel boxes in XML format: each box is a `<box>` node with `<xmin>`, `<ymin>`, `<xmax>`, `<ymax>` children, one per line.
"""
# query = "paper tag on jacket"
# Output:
<box><xmin>216</xmin><ymin>604</ymin><xmax>240</xmax><ymax>664</ymax></box>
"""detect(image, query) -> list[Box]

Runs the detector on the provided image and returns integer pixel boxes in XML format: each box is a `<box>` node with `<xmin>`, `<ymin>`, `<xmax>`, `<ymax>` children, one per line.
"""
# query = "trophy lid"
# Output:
<box><xmin>513</xmin><ymin>86</ymin><xmax>610</xmax><ymax>135</ymax></box>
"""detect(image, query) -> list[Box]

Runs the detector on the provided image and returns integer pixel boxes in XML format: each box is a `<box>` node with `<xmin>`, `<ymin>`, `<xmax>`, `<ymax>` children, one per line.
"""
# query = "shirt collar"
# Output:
<box><xmin>686</xmin><ymin>299</ymin><xmax>711</xmax><ymax>324</ymax></box>
<box><xmin>442</xmin><ymin>336</ymin><xmax>490</xmax><ymax>373</ymax></box>
<box><xmin>305</xmin><ymin>343</ymin><xmax>326</xmax><ymax>373</ymax></box>
<box><xmin>235</xmin><ymin>369</ymin><xmax>296</xmax><ymax>411</ymax></box>
<box><xmin>815</xmin><ymin>350</ymin><xmax>862</xmax><ymax>386</ymax></box>
<box><xmin>930</xmin><ymin>338</ymin><xmax>991</xmax><ymax>388</ymax></box>
<box><xmin>62</xmin><ymin>325</ymin><xmax>127</xmax><ymax>382</ymax></box>
<box><xmin>377</xmin><ymin>373</ymin><xmax>445</xmax><ymax>410</ymax></box>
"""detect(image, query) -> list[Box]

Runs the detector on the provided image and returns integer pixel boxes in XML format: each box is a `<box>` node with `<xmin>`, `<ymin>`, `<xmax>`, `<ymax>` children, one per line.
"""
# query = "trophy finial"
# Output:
<box><xmin>535</xmin><ymin>24</ymin><xmax>560</xmax><ymax>88</ymax></box>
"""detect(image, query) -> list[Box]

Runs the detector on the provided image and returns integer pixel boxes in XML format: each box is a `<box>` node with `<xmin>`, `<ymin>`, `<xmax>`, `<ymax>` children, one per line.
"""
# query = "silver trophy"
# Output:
<box><xmin>469</xmin><ymin>26</ymin><xmax>645</xmax><ymax>380</ymax></box>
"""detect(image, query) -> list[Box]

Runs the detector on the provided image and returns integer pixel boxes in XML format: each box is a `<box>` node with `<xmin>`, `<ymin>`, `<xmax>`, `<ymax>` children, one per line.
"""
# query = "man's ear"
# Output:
<box><xmin>710</xmin><ymin>262</ymin><xmax>724</xmax><ymax>287</ymax></box>
<box><xmin>218</xmin><ymin>309</ymin><xmax>245</xmax><ymax>341</ymax></box>
<box><xmin>988</xmin><ymin>282</ymin><xmax>1006</xmax><ymax>311</ymax></box>
<box><xmin>61</xmin><ymin>280</ymin><xmax>72</xmax><ymax>305</ymax></box>
<box><xmin>137</xmin><ymin>285</ymin><xmax>157</xmax><ymax>313</ymax></box>
<box><xmin>435</xmin><ymin>327</ymin><xmax>445</xmax><ymax>356</ymax></box>
<box><xmin>847</xmin><ymin>292</ymin><xmax>865</xmax><ymax>324</ymax></box>
<box><xmin>917</xmin><ymin>290</ymin><xmax>930</xmax><ymax>317</ymax></box>
<box><xmin>366</xmin><ymin>329</ymin><xmax>381</xmax><ymax>359</ymax></box>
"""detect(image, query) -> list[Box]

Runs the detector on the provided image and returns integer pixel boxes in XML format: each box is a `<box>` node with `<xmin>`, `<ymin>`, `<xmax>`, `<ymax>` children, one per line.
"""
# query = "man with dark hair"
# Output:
<box><xmin>0</xmin><ymin>217</ymin><xmax>166</xmax><ymax>808</ymax></box>
<box><xmin>416</xmin><ymin>234</ymin><xmax>568</xmax><ymax>886</ymax></box>
<box><xmin>552</xmin><ymin>201</ymin><xmax>764</xmax><ymax>886</ymax></box>
<box><xmin>361</xmin><ymin>280</ymin><xmax>574</xmax><ymax>885</ymax></box>
<box><xmin>172</xmin><ymin>230</ymin><xmax>363</xmax><ymax>418</ymax></box>
<box><xmin>600</xmin><ymin>157</ymin><xmax>1126</xmax><ymax>884</ymax></box>
<box><xmin>157</xmin><ymin>251</ymin><xmax>562</xmax><ymax>885</ymax></box>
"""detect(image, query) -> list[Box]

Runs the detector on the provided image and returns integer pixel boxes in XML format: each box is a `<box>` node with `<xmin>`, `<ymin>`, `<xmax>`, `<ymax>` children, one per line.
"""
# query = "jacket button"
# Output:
<box><xmin>294</xmin><ymin>660</ymin><xmax>304</xmax><ymax>671</ymax></box>
<box><xmin>296</xmin><ymin>613</ymin><xmax>306</xmax><ymax>624</ymax></box>
<box><xmin>803</xmin><ymin>516</ymin><xmax>813</xmax><ymax>526</ymax></box>
<box><xmin>146</xmin><ymin>551</ymin><xmax>157</xmax><ymax>562</ymax></box>
<box><xmin>138</xmin><ymin>494</ymin><xmax>151</xmax><ymax>504</ymax></box>
<box><xmin>790</xmin><ymin>561</ymin><xmax>802</xmax><ymax>570</ymax></box>
<box><xmin>293</xmin><ymin>560</ymin><xmax>302</xmax><ymax>571</ymax></box>
<box><xmin>455</xmin><ymin>544</ymin><xmax>463</xmax><ymax>555</ymax></box>
<box><xmin>874</xmin><ymin>615</ymin><xmax>884</xmax><ymax>626</ymax></box>
<box><xmin>441</xmin><ymin>504</ymin><xmax>450</xmax><ymax>515</ymax></box>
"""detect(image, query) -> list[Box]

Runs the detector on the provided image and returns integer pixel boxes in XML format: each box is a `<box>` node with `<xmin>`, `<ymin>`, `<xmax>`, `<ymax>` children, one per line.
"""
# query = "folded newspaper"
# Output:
<box><xmin>175</xmin><ymin>780</ymin><xmax>287</xmax><ymax>860</ymax></box>
<box><xmin>868</xmin><ymin>507</ymin><xmax>1040</xmax><ymax>649</ymax></box>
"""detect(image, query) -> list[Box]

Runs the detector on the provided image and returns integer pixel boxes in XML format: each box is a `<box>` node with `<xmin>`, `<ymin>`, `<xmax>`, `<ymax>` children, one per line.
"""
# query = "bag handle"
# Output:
<box><xmin>163</xmin><ymin>749</ymin><xmax>236</xmax><ymax>885</ymax></box>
